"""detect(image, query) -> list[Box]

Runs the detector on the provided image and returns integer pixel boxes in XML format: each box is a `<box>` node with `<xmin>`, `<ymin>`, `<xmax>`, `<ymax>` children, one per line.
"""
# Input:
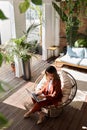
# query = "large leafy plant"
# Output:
<box><xmin>2</xmin><ymin>23</ymin><xmax>40</xmax><ymax>62</ymax></box>
<box><xmin>52</xmin><ymin>0</ymin><xmax>87</xmax><ymax>47</ymax></box>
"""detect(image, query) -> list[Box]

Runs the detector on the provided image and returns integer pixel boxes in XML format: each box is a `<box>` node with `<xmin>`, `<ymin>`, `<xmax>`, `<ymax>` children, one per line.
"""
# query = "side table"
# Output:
<box><xmin>47</xmin><ymin>46</ymin><xmax>59</xmax><ymax>59</ymax></box>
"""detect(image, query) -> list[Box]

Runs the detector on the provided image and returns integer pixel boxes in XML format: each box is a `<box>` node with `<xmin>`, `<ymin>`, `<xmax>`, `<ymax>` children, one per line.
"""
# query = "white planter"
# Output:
<box><xmin>14</xmin><ymin>55</ymin><xmax>23</xmax><ymax>78</ymax></box>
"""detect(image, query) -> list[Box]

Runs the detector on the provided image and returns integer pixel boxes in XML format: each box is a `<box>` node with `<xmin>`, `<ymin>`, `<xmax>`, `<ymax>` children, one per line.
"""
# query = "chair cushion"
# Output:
<box><xmin>59</xmin><ymin>71</ymin><xmax>72</xmax><ymax>103</ymax></box>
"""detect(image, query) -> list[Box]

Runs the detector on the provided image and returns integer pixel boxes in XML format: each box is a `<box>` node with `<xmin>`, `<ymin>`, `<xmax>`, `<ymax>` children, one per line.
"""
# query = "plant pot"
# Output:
<box><xmin>11</xmin><ymin>62</ymin><xmax>15</xmax><ymax>73</ymax></box>
<box><xmin>22</xmin><ymin>59</ymin><xmax>31</xmax><ymax>81</ymax></box>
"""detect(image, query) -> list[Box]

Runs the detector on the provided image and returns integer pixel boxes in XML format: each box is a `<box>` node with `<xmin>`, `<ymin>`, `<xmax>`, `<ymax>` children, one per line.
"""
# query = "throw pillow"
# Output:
<box><xmin>67</xmin><ymin>46</ymin><xmax>84</xmax><ymax>58</ymax></box>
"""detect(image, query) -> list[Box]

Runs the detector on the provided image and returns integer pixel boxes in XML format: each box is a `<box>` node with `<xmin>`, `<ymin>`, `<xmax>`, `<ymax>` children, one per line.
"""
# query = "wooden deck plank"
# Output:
<box><xmin>74</xmin><ymin>103</ymin><xmax>87</xmax><ymax>130</ymax></box>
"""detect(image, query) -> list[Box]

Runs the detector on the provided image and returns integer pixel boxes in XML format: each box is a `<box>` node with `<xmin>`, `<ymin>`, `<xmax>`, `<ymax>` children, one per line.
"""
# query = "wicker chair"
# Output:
<box><xmin>34</xmin><ymin>70</ymin><xmax>77</xmax><ymax>117</ymax></box>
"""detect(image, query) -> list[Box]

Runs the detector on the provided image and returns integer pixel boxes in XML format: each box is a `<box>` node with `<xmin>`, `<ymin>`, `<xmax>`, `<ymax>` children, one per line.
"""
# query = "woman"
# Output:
<box><xmin>24</xmin><ymin>66</ymin><xmax>63</xmax><ymax>124</ymax></box>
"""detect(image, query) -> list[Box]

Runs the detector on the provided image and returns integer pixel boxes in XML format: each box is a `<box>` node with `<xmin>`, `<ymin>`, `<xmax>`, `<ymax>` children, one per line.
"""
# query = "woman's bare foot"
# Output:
<box><xmin>24</xmin><ymin>111</ymin><xmax>32</xmax><ymax>118</ymax></box>
<box><xmin>37</xmin><ymin>112</ymin><xmax>45</xmax><ymax>124</ymax></box>
<box><xmin>24</xmin><ymin>102</ymin><xmax>30</xmax><ymax>110</ymax></box>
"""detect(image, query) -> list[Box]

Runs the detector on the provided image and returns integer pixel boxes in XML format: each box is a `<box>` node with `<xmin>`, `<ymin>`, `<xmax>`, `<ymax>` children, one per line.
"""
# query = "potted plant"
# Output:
<box><xmin>4</xmin><ymin>23</ymin><xmax>40</xmax><ymax>80</ymax></box>
<box><xmin>12</xmin><ymin>23</ymin><xmax>39</xmax><ymax>80</ymax></box>
<box><xmin>52</xmin><ymin>0</ymin><xmax>87</xmax><ymax>47</ymax></box>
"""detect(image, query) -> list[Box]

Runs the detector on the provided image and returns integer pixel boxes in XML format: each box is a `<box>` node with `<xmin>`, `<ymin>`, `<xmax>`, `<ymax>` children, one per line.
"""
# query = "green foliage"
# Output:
<box><xmin>0</xmin><ymin>9</ymin><xmax>8</xmax><ymax>66</ymax></box>
<box><xmin>0</xmin><ymin>82</ymin><xmax>5</xmax><ymax>92</ymax></box>
<box><xmin>19</xmin><ymin>0</ymin><xmax>30</xmax><ymax>13</ymax></box>
<box><xmin>19</xmin><ymin>0</ymin><xmax>42</xmax><ymax>13</ymax></box>
<box><xmin>0</xmin><ymin>10</ymin><xmax>8</xmax><ymax>20</ymax></box>
<box><xmin>66</xmin><ymin>16</ymin><xmax>79</xmax><ymax>47</ymax></box>
<box><xmin>0</xmin><ymin>113</ymin><xmax>9</xmax><ymax>129</ymax></box>
<box><xmin>0</xmin><ymin>112</ymin><xmax>12</xmax><ymax>129</ymax></box>
<box><xmin>0</xmin><ymin>81</ymin><xmax>12</xmax><ymax>127</ymax></box>
<box><xmin>52</xmin><ymin>2</ymin><xmax>67</xmax><ymax>22</ymax></box>
<box><xmin>2</xmin><ymin>23</ymin><xmax>40</xmax><ymax>62</ymax></box>
<box><xmin>0</xmin><ymin>53</ymin><xmax>3</xmax><ymax>67</ymax></box>
<box><xmin>25</xmin><ymin>23</ymin><xmax>41</xmax><ymax>37</ymax></box>
<box><xmin>52</xmin><ymin>0</ymin><xmax>87</xmax><ymax>47</ymax></box>
<box><xmin>0</xmin><ymin>9</ymin><xmax>11</xmax><ymax>129</ymax></box>
<box><xmin>74</xmin><ymin>39</ymin><xmax>87</xmax><ymax>48</ymax></box>
<box><xmin>31</xmin><ymin>0</ymin><xmax>42</xmax><ymax>5</ymax></box>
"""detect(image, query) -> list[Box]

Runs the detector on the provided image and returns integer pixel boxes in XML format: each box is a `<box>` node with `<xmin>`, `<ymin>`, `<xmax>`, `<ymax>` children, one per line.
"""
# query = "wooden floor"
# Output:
<box><xmin>0</xmin><ymin>56</ymin><xmax>87</xmax><ymax>130</ymax></box>
<box><xmin>0</xmin><ymin>55</ymin><xmax>53</xmax><ymax>100</ymax></box>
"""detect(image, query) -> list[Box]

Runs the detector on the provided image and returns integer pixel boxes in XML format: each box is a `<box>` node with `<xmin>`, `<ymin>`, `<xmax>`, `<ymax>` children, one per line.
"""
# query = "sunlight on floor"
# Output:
<box><xmin>62</xmin><ymin>67</ymin><xmax>87</xmax><ymax>82</ymax></box>
<box><xmin>74</xmin><ymin>89</ymin><xmax>87</xmax><ymax>102</ymax></box>
<box><xmin>82</xmin><ymin>126</ymin><xmax>87</xmax><ymax>130</ymax></box>
<box><xmin>3</xmin><ymin>82</ymin><xmax>34</xmax><ymax>110</ymax></box>
<box><xmin>70</xmin><ymin>89</ymin><xmax>87</xmax><ymax>110</ymax></box>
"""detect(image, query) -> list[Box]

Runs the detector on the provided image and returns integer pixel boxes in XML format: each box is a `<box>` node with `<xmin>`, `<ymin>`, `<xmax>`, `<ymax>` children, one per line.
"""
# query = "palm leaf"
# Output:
<box><xmin>52</xmin><ymin>2</ymin><xmax>68</xmax><ymax>22</ymax></box>
<box><xmin>26</xmin><ymin>23</ymin><xmax>41</xmax><ymax>37</ymax></box>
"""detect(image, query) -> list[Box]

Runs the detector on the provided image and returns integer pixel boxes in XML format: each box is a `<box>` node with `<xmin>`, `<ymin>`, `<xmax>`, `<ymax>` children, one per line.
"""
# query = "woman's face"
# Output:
<box><xmin>46</xmin><ymin>72</ymin><xmax>54</xmax><ymax>81</ymax></box>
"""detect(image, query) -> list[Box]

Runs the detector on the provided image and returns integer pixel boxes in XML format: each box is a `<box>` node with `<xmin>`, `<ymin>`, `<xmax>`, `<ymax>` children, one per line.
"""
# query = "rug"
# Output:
<box><xmin>3</xmin><ymin>82</ymin><xmax>35</xmax><ymax>110</ymax></box>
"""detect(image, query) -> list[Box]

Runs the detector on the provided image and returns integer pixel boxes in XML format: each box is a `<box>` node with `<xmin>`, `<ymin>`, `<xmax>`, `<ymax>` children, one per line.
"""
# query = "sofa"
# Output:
<box><xmin>55</xmin><ymin>46</ymin><xmax>87</xmax><ymax>69</ymax></box>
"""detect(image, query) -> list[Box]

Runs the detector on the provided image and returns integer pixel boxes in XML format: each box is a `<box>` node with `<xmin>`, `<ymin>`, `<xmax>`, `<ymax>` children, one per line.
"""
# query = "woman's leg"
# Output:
<box><xmin>24</xmin><ymin>99</ymin><xmax>52</xmax><ymax>118</ymax></box>
<box><xmin>24</xmin><ymin>98</ymin><xmax>36</xmax><ymax>110</ymax></box>
<box><xmin>24</xmin><ymin>102</ymin><xmax>41</xmax><ymax>118</ymax></box>
<box><xmin>32</xmin><ymin>98</ymin><xmax>36</xmax><ymax>104</ymax></box>
<box><xmin>37</xmin><ymin>111</ymin><xmax>45</xmax><ymax>124</ymax></box>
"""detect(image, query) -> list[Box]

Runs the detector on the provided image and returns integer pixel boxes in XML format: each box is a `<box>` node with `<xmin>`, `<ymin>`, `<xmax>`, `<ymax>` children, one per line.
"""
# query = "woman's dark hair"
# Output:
<box><xmin>45</xmin><ymin>66</ymin><xmax>60</xmax><ymax>81</ymax></box>
<box><xmin>45</xmin><ymin>66</ymin><xmax>57</xmax><ymax>74</ymax></box>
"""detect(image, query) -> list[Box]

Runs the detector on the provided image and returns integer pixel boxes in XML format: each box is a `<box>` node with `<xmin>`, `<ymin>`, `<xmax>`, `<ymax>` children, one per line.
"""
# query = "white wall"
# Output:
<box><xmin>42</xmin><ymin>0</ymin><xmax>60</xmax><ymax>60</ymax></box>
<box><xmin>13</xmin><ymin>0</ymin><xmax>26</xmax><ymax>38</ymax></box>
<box><xmin>0</xmin><ymin>1</ymin><xmax>16</xmax><ymax>44</ymax></box>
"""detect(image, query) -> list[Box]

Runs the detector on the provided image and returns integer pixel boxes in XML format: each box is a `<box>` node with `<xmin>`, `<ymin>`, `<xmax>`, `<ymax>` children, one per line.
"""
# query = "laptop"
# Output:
<box><xmin>26</xmin><ymin>88</ymin><xmax>46</xmax><ymax>103</ymax></box>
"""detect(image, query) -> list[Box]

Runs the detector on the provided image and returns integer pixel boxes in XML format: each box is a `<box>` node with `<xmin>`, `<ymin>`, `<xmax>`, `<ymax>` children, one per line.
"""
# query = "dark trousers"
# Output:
<box><xmin>31</xmin><ymin>97</ymin><xmax>59</xmax><ymax>113</ymax></box>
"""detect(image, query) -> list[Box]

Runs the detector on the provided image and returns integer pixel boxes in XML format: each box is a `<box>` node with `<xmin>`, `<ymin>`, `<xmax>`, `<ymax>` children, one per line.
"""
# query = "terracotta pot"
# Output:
<box><xmin>11</xmin><ymin>62</ymin><xmax>15</xmax><ymax>73</ymax></box>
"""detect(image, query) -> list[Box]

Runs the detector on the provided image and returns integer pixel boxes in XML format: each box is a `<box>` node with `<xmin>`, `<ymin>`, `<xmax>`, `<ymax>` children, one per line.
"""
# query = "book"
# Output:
<box><xmin>26</xmin><ymin>88</ymin><xmax>46</xmax><ymax>103</ymax></box>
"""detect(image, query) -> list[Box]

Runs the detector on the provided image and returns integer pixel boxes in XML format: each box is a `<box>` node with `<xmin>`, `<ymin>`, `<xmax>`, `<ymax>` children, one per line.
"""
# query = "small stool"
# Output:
<box><xmin>47</xmin><ymin>46</ymin><xmax>59</xmax><ymax>59</ymax></box>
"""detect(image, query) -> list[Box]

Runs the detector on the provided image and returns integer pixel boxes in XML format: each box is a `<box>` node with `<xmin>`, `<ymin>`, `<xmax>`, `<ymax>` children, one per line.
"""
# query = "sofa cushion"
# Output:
<box><xmin>84</xmin><ymin>48</ymin><xmax>87</xmax><ymax>58</ymax></box>
<box><xmin>59</xmin><ymin>71</ymin><xmax>72</xmax><ymax>103</ymax></box>
<box><xmin>60</xmin><ymin>55</ymin><xmax>82</xmax><ymax>65</ymax></box>
<box><xmin>79</xmin><ymin>59</ymin><xmax>87</xmax><ymax>66</ymax></box>
<box><xmin>67</xmin><ymin>46</ymin><xmax>84</xmax><ymax>58</ymax></box>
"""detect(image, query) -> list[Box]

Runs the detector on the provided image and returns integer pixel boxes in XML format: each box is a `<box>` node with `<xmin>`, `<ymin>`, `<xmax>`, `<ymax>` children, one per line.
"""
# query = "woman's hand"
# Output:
<box><xmin>37</xmin><ymin>94</ymin><xmax>46</xmax><ymax>100</ymax></box>
<box><xmin>35</xmin><ymin>90</ymin><xmax>42</xmax><ymax>95</ymax></box>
